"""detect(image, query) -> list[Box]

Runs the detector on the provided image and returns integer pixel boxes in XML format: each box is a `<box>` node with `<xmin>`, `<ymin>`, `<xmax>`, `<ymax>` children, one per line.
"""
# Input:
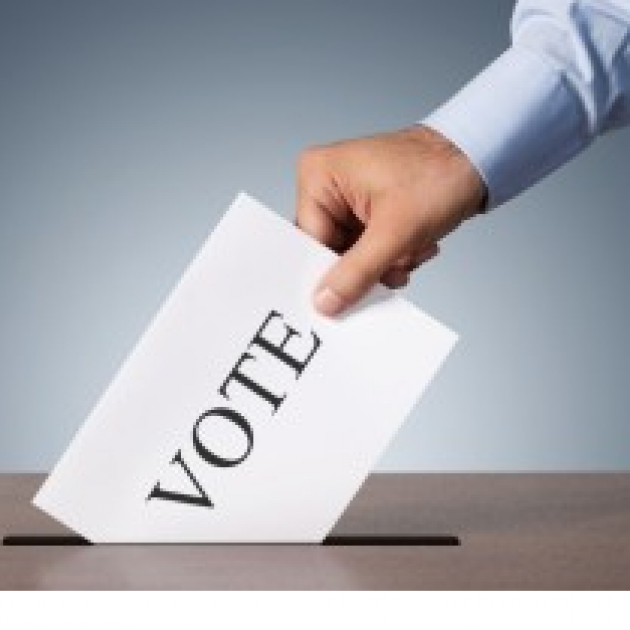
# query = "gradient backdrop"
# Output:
<box><xmin>1</xmin><ymin>0</ymin><xmax>629</xmax><ymax>471</ymax></box>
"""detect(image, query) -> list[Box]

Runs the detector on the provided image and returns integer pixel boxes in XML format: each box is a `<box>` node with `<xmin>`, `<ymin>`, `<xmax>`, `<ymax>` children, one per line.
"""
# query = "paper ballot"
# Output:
<box><xmin>34</xmin><ymin>192</ymin><xmax>457</xmax><ymax>543</ymax></box>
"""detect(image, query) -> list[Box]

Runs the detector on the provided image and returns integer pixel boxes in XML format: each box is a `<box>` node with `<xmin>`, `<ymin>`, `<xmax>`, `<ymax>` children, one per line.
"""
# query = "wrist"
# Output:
<box><xmin>422</xmin><ymin>46</ymin><xmax>589</xmax><ymax>208</ymax></box>
<box><xmin>403</xmin><ymin>125</ymin><xmax>488</xmax><ymax>218</ymax></box>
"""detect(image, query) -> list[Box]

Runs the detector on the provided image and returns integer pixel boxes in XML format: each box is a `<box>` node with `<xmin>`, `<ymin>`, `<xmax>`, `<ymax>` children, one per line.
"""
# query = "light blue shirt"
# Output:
<box><xmin>423</xmin><ymin>0</ymin><xmax>630</xmax><ymax>208</ymax></box>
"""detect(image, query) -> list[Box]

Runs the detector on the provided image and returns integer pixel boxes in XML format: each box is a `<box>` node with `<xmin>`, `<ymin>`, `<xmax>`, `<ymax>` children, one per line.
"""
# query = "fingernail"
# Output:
<box><xmin>314</xmin><ymin>286</ymin><xmax>345</xmax><ymax>317</ymax></box>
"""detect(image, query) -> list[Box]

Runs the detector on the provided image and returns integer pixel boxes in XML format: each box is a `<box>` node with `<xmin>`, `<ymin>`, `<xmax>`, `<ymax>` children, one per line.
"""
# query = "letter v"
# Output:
<box><xmin>147</xmin><ymin>449</ymin><xmax>214</xmax><ymax>509</ymax></box>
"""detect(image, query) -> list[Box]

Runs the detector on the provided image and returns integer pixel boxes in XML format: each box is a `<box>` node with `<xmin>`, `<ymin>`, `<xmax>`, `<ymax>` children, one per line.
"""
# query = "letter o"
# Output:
<box><xmin>192</xmin><ymin>407</ymin><xmax>254</xmax><ymax>468</ymax></box>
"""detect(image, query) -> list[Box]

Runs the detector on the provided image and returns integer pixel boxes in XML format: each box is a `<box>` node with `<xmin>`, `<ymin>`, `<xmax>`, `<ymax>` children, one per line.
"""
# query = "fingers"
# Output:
<box><xmin>313</xmin><ymin>218</ymin><xmax>407</xmax><ymax>317</ymax></box>
<box><xmin>296</xmin><ymin>143</ymin><xmax>445</xmax><ymax>318</ymax></box>
<box><xmin>381</xmin><ymin>266</ymin><xmax>411</xmax><ymax>289</ymax></box>
<box><xmin>314</xmin><ymin>234</ymin><xmax>440</xmax><ymax>316</ymax></box>
<box><xmin>296</xmin><ymin>189</ymin><xmax>349</xmax><ymax>252</ymax></box>
<box><xmin>381</xmin><ymin>242</ymin><xmax>440</xmax><ymax>288</ymax></box>
<box><xmin>296</xmin><ymin>147</ymin><xmax>363</xmax><ymax>253</ymax></box>
<box><xmin>393</xmin><ymin>242</ymin><xmax>440</xmax><ymax>273</ymax></box>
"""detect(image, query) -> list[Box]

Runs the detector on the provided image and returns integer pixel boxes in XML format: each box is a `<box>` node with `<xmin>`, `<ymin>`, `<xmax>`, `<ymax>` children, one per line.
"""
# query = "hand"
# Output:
<box><xmin>296</xmin><ymin>125</ymin><xmax>486</xmax><ymax>316</ymax></box>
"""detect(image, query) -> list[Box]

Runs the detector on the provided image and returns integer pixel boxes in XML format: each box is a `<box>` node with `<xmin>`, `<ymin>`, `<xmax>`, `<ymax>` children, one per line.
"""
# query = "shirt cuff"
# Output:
<box><xmin>421</xmin><ymin>45</ymin><xmax>591</xmax><ymax>208</ymax></box>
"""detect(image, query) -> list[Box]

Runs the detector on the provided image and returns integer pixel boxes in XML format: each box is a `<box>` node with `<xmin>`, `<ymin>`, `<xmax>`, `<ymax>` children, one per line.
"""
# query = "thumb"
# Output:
<box><xmin>313</xmin><ymin>218</ymin><xmax>405</xmax><ymax>317</ymax></box>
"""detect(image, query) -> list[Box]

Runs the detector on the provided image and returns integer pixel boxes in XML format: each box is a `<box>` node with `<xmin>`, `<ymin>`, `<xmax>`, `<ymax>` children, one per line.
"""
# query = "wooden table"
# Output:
<box><xmin>1</xmin><ymin>473</ymin><xmax>629</xmax><ymax>589</ymax></box>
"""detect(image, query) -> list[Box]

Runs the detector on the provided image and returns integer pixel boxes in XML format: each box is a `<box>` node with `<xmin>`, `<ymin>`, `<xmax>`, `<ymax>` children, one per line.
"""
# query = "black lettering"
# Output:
<box><xmin>149</xmin><ymin>309</ymin><xmax>324</xmax><ymax>512</ymax></box>
<box><xmin>251</xmin><ymin>310</ymin><xmax>321</xmax><ymax>376</ymax></box>
<box><xmin>147</xmin><ymin>449</ymin><xmax>213</xmax><ymax>509</ymax></box>
<box><xmin>219</xmin><ymin>352</ymin><xmax>286</xmax><ymax>413</ymax></box>
<box><xmin>193</xmin><ymin>407</ymin><xmax>254</xmax><ymax>467</ymax></box>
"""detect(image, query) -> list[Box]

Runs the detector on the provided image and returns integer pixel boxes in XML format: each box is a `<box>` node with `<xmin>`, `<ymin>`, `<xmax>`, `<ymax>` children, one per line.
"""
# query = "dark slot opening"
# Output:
<box><xmin>324</xmin><ymin>534</ymin><xmax>460</xmax><ymax>546</ymax></box>
<box><xmin>3</xmin><ymin>535</ymin><xmax>91</xmax><ymax>546</ymax></box>
<box><xmin>2</xmin><ymin>533</ymin><xmax>460</xmax><ymax>547</ymax></box>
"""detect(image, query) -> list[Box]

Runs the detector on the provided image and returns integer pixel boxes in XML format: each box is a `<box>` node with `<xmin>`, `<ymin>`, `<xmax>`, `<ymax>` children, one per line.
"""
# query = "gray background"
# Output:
<box><xmin>1</xmin><ymin>0</ymin><xmax>628</xmax><ymax>472</ymax></box>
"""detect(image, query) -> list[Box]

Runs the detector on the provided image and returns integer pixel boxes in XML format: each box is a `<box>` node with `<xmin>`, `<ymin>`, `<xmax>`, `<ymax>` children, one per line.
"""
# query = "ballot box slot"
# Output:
<box><xmin>2</xmin><ymin>534</ymin><xmax>460</xmax><ymax>547</ymax></box>
<box><xmin>324</xmin><ymin>534</ymin><xmax>460</xmax><ymax>546</ymax></box>
<box><xmin>2</xmin><ymin>535</ymin><xmax>91</xmax><ymax>546</ymax></box>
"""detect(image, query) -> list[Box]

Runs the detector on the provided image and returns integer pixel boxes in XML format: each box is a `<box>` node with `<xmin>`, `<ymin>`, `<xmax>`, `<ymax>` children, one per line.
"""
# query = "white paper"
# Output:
<box><xmin>33</xmin><ymin>192</ymin><xmax>457</xmax><ymax>543</ymax></box>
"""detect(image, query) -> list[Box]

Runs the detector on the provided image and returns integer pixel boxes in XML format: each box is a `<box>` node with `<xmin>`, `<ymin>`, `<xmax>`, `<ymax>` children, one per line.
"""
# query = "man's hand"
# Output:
<box><xmin>296</xmin><ymin>125</ymin><xmax>486</xmax><ymax>316</ymax></box>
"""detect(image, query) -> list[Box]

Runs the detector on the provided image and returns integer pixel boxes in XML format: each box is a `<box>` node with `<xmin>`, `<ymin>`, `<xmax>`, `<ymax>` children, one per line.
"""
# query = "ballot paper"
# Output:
<box><xmin>34</xmin><ymin>192</ymin><xmax>457</xmax><ymax>543</ymax></box>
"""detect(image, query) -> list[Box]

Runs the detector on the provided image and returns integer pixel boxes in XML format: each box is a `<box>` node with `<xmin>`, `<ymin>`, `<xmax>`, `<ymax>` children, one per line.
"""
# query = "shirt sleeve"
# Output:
<box><xmin>422</xmin><ymin>0</ymin><xmax>630</xmax><ymax>208</ymax></box>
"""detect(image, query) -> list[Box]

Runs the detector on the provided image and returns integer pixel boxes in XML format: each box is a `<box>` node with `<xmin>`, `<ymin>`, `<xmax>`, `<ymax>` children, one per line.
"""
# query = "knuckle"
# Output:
<box><xmin>297</xmin><ymin>145</ymin><xmax>326</xmax><ymax>176</ymax></box>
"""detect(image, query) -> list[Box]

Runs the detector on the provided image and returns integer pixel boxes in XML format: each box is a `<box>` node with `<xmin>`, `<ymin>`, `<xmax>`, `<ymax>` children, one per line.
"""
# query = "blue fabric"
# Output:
<box><xmin>423</xmin><ymin>0</ymin><xmax>630</xmax><ymax>207</ymax></box>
